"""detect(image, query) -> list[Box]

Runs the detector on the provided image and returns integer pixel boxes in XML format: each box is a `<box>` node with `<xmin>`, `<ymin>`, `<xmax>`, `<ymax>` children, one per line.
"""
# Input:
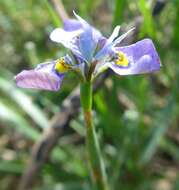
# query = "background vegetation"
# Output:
<box><xmin>0</xmin><ymin>0</ymin><xmax>179</xmax><ymax>189</ymax></box>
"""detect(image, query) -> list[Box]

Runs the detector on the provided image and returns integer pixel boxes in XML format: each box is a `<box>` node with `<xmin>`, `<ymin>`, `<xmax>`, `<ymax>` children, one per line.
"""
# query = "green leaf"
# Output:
<box><xmin>0</xmin><ymin>102</ymin><xmax>40</xmax><ymax>140</ymax></box>
<box><xmin>70</xmin><ymin>120</ymin><xmax>86</xmax><ymax>136</ymax></box>
<box><xmin>138</xmin><ymin>0</ymin><xmax>155</xmax><ymax>38</ymax></box>
<box><xmin>161</xmin><ymin>139</ymin><xmax>179</xmax><ymax>161</ymax></box>
<box><xmin>0</xmin><ymin>77</ymin><xmax>49</xmax><ymax>129</ymax></box>
<box><xmin>140</xmin><ymin>97</ymin><xmax>176</xmax><ymax>164</ymax></box>
<box><xmin>112</xmin><ymin>0</ymin><xmax>126</xmax><ymax>28</ymax></box>
<box><xmin>0</xmin><ymin>160</ymin><xmax>24</xmax><ymax>174</ymax></box>
<box><xmin>36</xmin><ymin>182</ymin><xmax>90</xmax><ymax>190</ymax></box>
<box><xmin>44</xmin><ymin>0</ymin><xmax>62</xmax><ymax>27</ymax></box>
<box><xmin>172</xmin><ymin>3</ymin><xmax>179</xmax><ymax>48</ymax></box>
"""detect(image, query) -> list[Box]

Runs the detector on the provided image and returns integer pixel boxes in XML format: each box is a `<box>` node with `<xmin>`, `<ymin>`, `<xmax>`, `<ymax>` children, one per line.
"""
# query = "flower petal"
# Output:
<box><xmin>108</xmin><ymin>39</ymin><xmax>161</xmax><ymax>75</ymax></box>
<box><xmin>50</xmin><ymin>28</ymin><xmax>84</xmax><ymax>59</ymax></box>
<box><xmin>15</xmin><ymin>62</ymin><xmax>64</xmax><ymax>91</ymax></box>
<box><xmin>95</xmin><ymin>28</ymin><xmax>134</xmax><ymax>61</ymax></box>
<box><xmin>64</xmin><ymin>17</ymin><xmax>103</xmax><ymax>42</ymax></box>
<box><xmin>50</xmin><ymin>28</ymin><xmax>82</xmax><ymax>46</ymax></box>
<box><xmin>73</xmin><ymin>11</ymin><xmax>97</xmax><ymax>62</ymax></box>
<box><xmin>108</xmin><ymin>25</ymin><xmax>121</xmax><ymax>43</ymax></box>
<box><xmin>63</xmin><ymin>19</ymin><xmax>82</xmax><ymax>31</ymax></box>
<box><xmin>113</xmin><ymin>28</ymin><xmax>135</xmax><ymax>45</ymax></box>
<box><xmin>50</xmin><ymin>13</ymin><xmax>104</xmax><ymax>62</ymax></box>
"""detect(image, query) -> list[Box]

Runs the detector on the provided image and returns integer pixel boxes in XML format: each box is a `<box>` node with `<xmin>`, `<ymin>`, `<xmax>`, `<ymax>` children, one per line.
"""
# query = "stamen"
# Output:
<box><xmin>115</xmin><ymin>52</ymin><xmax>129</xmax><ymax>67</ymax></box>
<box><xmin>55</xmin><ymin>58</ymin><xmax>71</xmax><ymax>73</ymax></box>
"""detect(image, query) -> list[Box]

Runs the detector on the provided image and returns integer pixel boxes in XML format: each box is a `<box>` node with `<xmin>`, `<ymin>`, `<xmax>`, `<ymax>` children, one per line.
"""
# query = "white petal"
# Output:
<box><xmin>50</xmin><ymin>28</ymin><xmax>82</xmax><ymax>45</ymax></box>
<box><xmin>73</xmin><ymin>11</ymin><xmax>89</xmax><ymax>27</ymax></box>
<box><xmin>108</xmin><ymin>25</ymin><xmax>121</xmax><ymax>43</ymax></box>
<box><xmin>113</xmin><ymin>27</ymin><xmax>135</xmax><ymax>45</ymax></box>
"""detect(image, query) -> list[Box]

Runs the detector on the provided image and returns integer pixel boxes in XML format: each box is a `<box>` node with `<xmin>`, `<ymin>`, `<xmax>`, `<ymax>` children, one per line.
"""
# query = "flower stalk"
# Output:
<box><xmin>80</xmin><ymin>81</ymin><xmax>109</xmax><ymax>190</ymax></box>
<box><xmin>14</xmin><ymin>12</ymin><xmax>161</xmax><ymax>189</ymax></box>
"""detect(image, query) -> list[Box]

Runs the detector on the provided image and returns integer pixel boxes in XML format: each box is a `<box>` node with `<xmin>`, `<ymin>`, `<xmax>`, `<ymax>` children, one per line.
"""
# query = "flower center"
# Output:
<box><xmin>55</xmin><ymin>58</ymin><xmax>71</xmax><ymax>73</ymax></box>
<box><xmin>115</xmin><ymin>52</ymin><xmax>129</xmax><ymax>67</ymax></box>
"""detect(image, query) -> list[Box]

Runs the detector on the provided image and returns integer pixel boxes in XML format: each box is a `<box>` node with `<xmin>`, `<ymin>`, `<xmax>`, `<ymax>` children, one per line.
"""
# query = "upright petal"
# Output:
<box><xmin>108</xmin><ymin>25</ymin><xmax>121</xmax><ymax>43</ymax></box>
<box><xmin>108</xmin><ymin>39</ymin><xmax>161</xmax><ymax>75</ymax></box>
<box><xmin>63</xmin><ymin>18</ymin><xmax>103</xmax><ymax>42</ymax></box>
<box><xmin>50</xmin><ymin>28</ymin><xmax>82</xmax><ymax>47</ymax></box>
<box><xmin>50</xmin><ymin>13</ymin><xmax>104</xmax><ymax>62</ymax></box>
<box><xmin>50</xmin><ymin>28</ymin><xmax>84</xmax><ymax>59</ymax></box>
<box><xmin>63</xmin><ymin>19</ymin><xmax>82</xmax><ymax>31</ymax></box>
<box><xmin>73</xmin><ymin>11</ymin><xmax>97</xmax><ymax>62</ymax></box>
<box><xmin>15</xmin><ymin>61</ymin><xmax>64</xmax><ymax>91</ymax></box>
<box><xmin>95</xmin><ymin>28</ymin><xmax>134</xmax><ymax>60</ymax></box>
<box><xmin>113</xmin><ymin>28</ymin><xmax>135</xmax><ymax>45</ymax></box>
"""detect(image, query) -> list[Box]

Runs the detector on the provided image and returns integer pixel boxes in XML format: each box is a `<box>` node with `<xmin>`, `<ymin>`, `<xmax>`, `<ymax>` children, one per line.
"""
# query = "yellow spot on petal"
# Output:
<box><xmin>55</xmin><ymin>58</ymin><xmax>71</xmax><ymax>73</ymax></box>
<box><xmin>115</xmin><ymin>52</ymin><xmax>129</xmax><ymax>67</ymax></box>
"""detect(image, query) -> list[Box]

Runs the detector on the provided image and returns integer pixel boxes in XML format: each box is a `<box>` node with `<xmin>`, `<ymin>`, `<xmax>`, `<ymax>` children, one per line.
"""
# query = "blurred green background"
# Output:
<box><xmin>0</xmin><ymin>0</ymin><xmax>179</xmax><ymax>189</ymax></box>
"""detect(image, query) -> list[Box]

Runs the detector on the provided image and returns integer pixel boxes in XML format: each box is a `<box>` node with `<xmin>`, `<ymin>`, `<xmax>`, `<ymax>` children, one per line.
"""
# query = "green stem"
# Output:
<box><xmin>80</xmin><ymin>81</ymin><xmax>109</xmax><ymax>190</ymax></box>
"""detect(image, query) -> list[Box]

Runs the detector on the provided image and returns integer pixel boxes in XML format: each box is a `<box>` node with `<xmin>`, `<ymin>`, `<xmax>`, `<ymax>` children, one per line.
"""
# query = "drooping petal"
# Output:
<box><xmin>15</xmin><ymin>62</ymin><xmax>64</xmax><ymax>91</ymax></box>
<box><xmin>108</xmin><ymin>39</ymin><xmax>161</xmax><ymax>75</ymax></box>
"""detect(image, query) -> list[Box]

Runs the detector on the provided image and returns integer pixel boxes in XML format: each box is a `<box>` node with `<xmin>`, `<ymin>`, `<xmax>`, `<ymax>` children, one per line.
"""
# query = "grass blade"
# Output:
<box><xmin>140</xmin><ymin>97</ymin><xmax>176</xmax><ymax>164</ymax></box>
<box><xmin>112</xmin><ymin>0</ymin><xmax>126</xmax><ymax>28</ymax></box>
<box><xmin>138</xmin><ymin>0</ymin><xmax>155</xmax><ymax>38</ymax></box>
<box><xmin>0</xmin><ymin>102</ymin><xmax>40</xmax><ymax>140</ymax></box>
<box><xmin>0</xmin><ymin>77</ymin><xmax>49</xmax><ymax>129</ymax></box>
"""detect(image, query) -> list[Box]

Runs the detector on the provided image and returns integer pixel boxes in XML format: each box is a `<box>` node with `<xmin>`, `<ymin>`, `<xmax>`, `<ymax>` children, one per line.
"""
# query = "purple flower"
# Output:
<box><xmin>15</xmin><ymin>12</ymin><xmax>161</xmax><ymax>91</ymax></box>
<box><xmin>15</xmin><ymin>61</ymin><xmax>64</xmax><ymax>91</ymax></box>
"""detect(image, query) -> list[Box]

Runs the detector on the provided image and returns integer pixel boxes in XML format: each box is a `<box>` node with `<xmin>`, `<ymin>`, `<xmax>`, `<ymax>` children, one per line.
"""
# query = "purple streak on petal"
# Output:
<box><xmin>96</xmin><ymin>37</ymin><xmax>107</xmax><ymax>50</ymax></box>
<box><xmin>109</xmin><ymin>39</ymin><xmax>161</xmax><ymax>75</ymax></box>
<box><xmin>15</xmin><ymin>62</ymin><xmax>64</xmax><ymax>91</ymax></box>
<box><xmin>95</xmin><ymin>42</ymin><xmax>112</xmax><ymax>61</ymax></box>
<box><xmin>92</xmin><ymin>28</ymin><xmax>104</xmax><ymax>44</ymax></box>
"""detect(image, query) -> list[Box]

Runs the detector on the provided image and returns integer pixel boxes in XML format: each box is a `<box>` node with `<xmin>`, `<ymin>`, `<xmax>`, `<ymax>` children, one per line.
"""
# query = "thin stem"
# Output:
<box><xmin>49</xmin><ymin>0</ymin><xmax>69</xmax><ymax>21</ymax></box>
<box><xmin>80</xmin><ymin>81</ymin><xmax>109</xmax><ymax>190</ymax></box>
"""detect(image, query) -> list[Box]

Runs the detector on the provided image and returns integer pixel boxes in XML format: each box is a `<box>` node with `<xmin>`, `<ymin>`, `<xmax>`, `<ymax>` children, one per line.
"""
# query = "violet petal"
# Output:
<box><xmin>73</xmin><ymin>11</ymin><xmax>97</xmax><ymax>62</ymax></box>
<box><xmin>15</xmin><ymin>62</ymin><xmax>64</xmax><ymax>91</ymax></box>
<box><xmin>63</xmin><ymin>19</ymin><xmax>82</xmax><ymax>31</ymax></box>
<box><xmin>108</xmin><ymin>39</ymin><xmax>161</xmax><ymax>75</ymax></box>
<box><xmin>50</xmin><ymin>28</ymin><xmax>84</xmax><ymax>59</ymax></box>
<box><xmin>95</xmin><ymin>28</ymin><xmax>134</xmax><ymax>61</ymax></box>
